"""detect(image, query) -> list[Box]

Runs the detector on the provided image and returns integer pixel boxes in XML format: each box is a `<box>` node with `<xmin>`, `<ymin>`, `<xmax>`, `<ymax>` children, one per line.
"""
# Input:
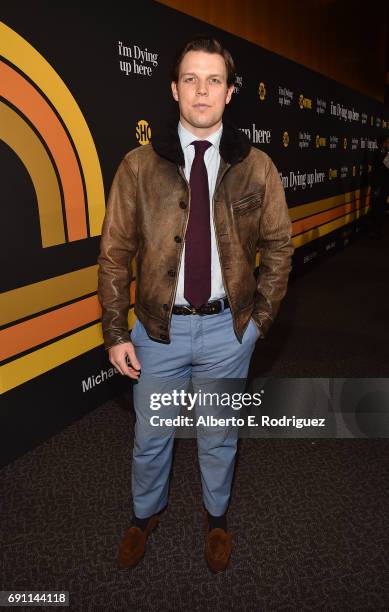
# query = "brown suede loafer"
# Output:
<box><xmin>204</xmin><ymin>511</ymin><xmax>233</xmax><ymax>573</ymax></box>
<box><xmin>117</xmin><ymin>515</ymin><xmax>159</xmax><ymax>569</ymax></box>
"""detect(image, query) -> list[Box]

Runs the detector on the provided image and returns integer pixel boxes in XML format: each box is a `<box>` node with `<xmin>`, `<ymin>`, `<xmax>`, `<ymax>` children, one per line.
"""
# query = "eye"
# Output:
<box><xmin>184</xmin><ymin>77</ymin><xmax>195</xmax><ymax>82</ymax></box>
<box><xmin>210</xmin><ymin>78</ymin><xmax>221</xmax><ymax>83</ymax></box>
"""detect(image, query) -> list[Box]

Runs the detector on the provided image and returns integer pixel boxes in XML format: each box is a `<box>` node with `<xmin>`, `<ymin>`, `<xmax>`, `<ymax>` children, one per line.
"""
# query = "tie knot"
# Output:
<box><xmin>191</xmin><ymin>140</ymin><xmax>212</xmax><ymax>157</ymax></box>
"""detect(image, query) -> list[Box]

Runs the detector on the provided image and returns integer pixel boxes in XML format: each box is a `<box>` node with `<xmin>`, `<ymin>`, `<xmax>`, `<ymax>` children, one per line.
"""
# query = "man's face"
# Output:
<box><xmin>171</xmin><ymin>50</ymin><xmax>235</xmax><ymax>136</ymax></box>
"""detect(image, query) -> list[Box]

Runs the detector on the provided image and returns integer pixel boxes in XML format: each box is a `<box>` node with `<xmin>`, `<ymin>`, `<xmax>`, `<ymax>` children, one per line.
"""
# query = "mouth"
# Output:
<box><xmin>193</xmin><ymin>104</ymin><xmax>210</xmax><ymax>109</ymax></box>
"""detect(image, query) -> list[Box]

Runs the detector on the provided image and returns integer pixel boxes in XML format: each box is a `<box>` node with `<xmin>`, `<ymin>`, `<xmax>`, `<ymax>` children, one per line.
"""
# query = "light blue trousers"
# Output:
<box><xmin>130</xmin><ymin>302</ymin><xmax>259</xmax><ymax>518</ymax></box>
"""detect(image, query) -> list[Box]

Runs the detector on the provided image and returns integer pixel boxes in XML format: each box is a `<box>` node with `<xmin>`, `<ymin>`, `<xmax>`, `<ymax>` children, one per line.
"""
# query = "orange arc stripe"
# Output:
<box><xmin>0</xmin><ymin>295</ymin><xmax>101</xmax><ymax>361</ymax></box>
<box><xmin>0</xmin><ymin>60</ymin><xmax>87</xmax><ymax>241</ymax></box>
<box><xmin>1</xmin><ymin>286</ymin><xmax>139</xmax><ymax>361</ymax></box>
<box><xmin>292</xmin><ymin>199</ymin><xmax>361</xmax><ymax>235</ymax></box>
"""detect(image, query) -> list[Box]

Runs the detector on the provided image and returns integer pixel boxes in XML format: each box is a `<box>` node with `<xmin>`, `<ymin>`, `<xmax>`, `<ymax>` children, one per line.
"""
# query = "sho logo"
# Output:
<box><xmin>315</xmin><ymin>135</ymin><xmax>327</xmax><ymax>148</ymax></box>
<box><xmin>258</xmin><ymin>81</ymin><xmax>266</xmax><ymax>101</ymax></box>
<box><xmin>298</xmin><ymin>94</ymin><xmax>312</xmax><ymax>109</ymax></box>
<box><xmin>136</xmin><ymin>119</ymin><xmax>151</xmax><ymax>145</ymax></box>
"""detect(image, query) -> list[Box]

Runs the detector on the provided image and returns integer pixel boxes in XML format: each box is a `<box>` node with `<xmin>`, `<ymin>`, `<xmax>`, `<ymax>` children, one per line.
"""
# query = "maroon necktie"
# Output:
<box><xmin>184</xmin><ymin>140</ymin><xmax>212</xmax><ymax>308</ymax></box>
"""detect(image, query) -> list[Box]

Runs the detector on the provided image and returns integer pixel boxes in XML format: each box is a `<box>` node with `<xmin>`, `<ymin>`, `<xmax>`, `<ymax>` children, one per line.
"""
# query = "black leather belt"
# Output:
<box><xmin>172</xmin><ymin>297</ymin><xmax>229</xmax><ymax>315</ymax></box>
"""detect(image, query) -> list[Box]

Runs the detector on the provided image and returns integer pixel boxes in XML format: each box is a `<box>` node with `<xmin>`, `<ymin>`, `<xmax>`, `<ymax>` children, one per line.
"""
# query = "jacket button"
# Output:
<box><xmin>174</xmin><ymin>236</ymin><xmax>182</xmax><ymax>243</ymax></box>
<box><xmin>162</xmin><ymin>303</ymin><xmax>169</xmax><ymax>311</ymax></box>
<box><xmin>168</xmin><ymin>269</ymin><xmax>176</xmax><ymax>277</ymax></box>
<box><xmin>160</xmin><ymin>334</ymin><xmax>168</xmax><ymax>341</ymax></box>
<box><xmin>179</xmin><ymin>201</ymin><xmax>187</xmax><ymax>209</ymax></box>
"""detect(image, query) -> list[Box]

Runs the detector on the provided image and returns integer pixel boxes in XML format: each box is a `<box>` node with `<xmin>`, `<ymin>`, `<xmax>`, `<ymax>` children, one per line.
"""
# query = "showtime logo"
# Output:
<box><xmin>298</xmin><ymin>94</ymin><xmax>312</xmax><ymax>110</ymax></box>
<box><xmin>315</xmin><ymin>135</ymin><xmax>327</xmax><ymax>148</ymax></box>
<box><xmin>258</xmin><ymin>82</ymin><xmax>266</xmax><ymax>101</ymax></box>
<box><xmin>136</xmin><ymin>119</ymin><xmax>151</xmax><ymax>145</ymax></box>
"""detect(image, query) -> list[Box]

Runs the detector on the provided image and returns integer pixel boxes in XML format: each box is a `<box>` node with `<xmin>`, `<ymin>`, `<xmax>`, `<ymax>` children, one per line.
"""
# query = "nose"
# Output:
<box><xmin>196</xmin><ymin>81</ymin><xmax>209</xmax><ymax>95</ymax></box>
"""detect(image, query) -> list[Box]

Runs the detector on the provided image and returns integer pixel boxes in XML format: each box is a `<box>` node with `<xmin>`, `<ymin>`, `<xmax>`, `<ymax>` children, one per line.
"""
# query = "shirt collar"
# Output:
<box><xmin>178</xmin><ymin>120</ymin><xmax>223</xmax><ymax>152</ymax></box>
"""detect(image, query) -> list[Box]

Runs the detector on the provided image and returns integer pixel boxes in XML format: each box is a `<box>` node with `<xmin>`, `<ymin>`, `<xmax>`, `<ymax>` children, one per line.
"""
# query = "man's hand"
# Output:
<box><xmin>108</xmin><ymin>341</ymin><xmax>141</xmax><ymax>379</ymax></box>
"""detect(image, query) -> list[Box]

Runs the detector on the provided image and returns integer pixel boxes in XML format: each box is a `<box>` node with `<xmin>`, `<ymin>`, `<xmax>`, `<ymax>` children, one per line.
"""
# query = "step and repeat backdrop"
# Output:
<box><xmin>1</xmin><ymin>1</ymin><xmax>388</xmax><ymax>464</ymax></box>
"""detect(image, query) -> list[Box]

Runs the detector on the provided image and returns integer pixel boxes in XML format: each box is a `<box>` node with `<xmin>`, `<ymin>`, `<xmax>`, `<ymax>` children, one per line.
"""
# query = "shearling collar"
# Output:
<box><xmin>151</xmin><ymin>115</ymin><xmax>251</xmax><ymax>166</ymax></box>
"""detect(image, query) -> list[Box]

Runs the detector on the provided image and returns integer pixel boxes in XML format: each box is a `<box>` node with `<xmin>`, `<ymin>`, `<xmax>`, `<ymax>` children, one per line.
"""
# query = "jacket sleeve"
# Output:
<box><xmin>97</xmin><ymin>155</ymin><xmax>138</xmax><ymax>350</ymax></box>
<box><xmin>252</xmin><ymin>157</ymin><xmax>294</xmax><ymax>337</ymax></box>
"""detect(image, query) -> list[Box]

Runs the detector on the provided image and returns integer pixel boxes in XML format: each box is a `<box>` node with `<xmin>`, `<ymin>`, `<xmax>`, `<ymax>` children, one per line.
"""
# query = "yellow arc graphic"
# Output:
<box><xmin>0</xmin><ymin>21</ymin><xmax>105</xmax><ymax>236</ymax></box>
<box><xmin>0</xmin><ymin>102</ymin><xmax>65</xmax><ymax>245</ymax></box>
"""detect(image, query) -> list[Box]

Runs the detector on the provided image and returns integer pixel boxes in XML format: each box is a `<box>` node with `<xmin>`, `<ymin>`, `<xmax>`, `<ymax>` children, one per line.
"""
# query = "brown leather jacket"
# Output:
<box><xmin>97</xmin><ymin>118</ymin><xmax>294</xmax><ymax>350</ymax></box>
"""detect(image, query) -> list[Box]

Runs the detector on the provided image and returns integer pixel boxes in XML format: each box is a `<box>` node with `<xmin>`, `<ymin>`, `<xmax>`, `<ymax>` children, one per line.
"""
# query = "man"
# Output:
<box><xmin>369</xmin><ymin>134</ymin><xmax>389</xmax><ymax>238</ymax></box>
<box><xmin>97</xmin><ymin>35</ymin><xmax>294</xmax><ymax>572</ymax></box>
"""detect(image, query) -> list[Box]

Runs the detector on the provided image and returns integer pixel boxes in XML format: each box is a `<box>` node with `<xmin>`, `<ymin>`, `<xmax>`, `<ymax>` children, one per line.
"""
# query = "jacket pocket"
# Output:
<box><xmin>230</xmin><ymin>191</ymin><xmax>263</xmax><ymax>215</ymax></box>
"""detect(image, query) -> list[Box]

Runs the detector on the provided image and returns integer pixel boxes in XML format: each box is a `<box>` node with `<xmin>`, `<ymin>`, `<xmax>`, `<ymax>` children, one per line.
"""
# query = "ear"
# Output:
<box><xmin>171</xmin><ymin>81</ymin><xmax>179</xmax><ymax>102</ymax></box>
<box><xmin>225</xmin><ymin>84</ymin><xmax>235</xmax><ymax>105</ymax></box>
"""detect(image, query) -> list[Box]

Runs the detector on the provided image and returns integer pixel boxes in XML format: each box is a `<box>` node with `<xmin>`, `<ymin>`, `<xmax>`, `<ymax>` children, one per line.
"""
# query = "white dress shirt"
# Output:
<box><xmin>175</xmin><ymin>120</ymin><xmax>226</xmax><ymax>305</ymax></box>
